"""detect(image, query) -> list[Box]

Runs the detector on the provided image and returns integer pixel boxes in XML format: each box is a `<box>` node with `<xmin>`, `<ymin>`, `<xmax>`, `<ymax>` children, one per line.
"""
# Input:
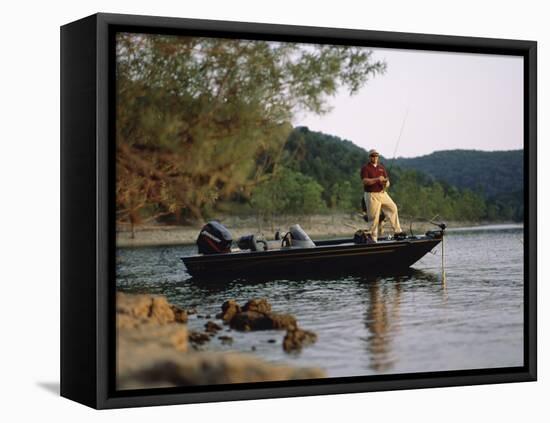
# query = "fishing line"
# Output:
<box><xmin>388</xmin><ymin>107</ymin><xmax>410</xmax><ymax>174</ymax></box>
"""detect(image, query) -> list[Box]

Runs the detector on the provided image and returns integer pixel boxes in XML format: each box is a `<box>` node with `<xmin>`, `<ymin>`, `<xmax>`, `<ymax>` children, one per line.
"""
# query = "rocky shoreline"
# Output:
<box><xmin>116</xmin><ymin>292</ymin><xmax>324</xmax><ymax>390</ymax></box>
<box><xmin>116</xmin><ymin>214</ymin><xmax>514</xmax><ymax>248</ymax></box>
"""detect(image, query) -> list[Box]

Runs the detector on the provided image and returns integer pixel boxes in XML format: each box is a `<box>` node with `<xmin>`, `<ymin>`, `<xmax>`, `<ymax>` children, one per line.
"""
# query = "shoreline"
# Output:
<box><xmin>117</xmin><ymin>292</ymin><xmax>325</xmax><ymax>389</ymax></box>
<box><xmin>116</xmin><ymin>214</ymin><xmax>521</xmax><ymax>248</ymax></box>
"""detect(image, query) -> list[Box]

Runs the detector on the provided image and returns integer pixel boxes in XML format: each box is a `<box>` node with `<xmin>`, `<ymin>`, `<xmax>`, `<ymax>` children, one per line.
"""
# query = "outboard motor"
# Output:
<box><xmin>196</xmin><ymin>221</ymin><xmax>233</xmax><ymax>254</ymax></box>
<box><xmin>282</xmin><ymin>224</ymin><xmax>315</xmax><ymax>248</ymax></box>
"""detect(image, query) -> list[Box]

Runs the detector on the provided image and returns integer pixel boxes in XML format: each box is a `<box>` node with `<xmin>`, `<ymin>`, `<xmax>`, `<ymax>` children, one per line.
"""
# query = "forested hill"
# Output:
<box><xmin>285</xmin><ymin>126</ymin><xmax>371</xmax><ymax>192</ymax></box>
<box><xmin>279</xmin><ymin>128</ymin><xmax>523</xmax><ymax>221</ymax></box>
<box><xmin>393</xmin><ymin>150</ymin><xmax>524</xmax><ymax>198</ymax></box>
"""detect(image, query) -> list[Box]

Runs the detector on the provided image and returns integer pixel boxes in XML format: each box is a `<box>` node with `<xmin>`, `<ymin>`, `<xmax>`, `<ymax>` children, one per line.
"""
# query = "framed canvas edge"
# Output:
<box><xmin>526</xmin><ymin>42</ymin><xmax>537</xmax><ymax>382</ymax></box>
<box><xmin>98</xmin><ymin>370</ymin><xmax>535</xmax><ymax>409</ymax></box>
<box><xmin>60</xmin><ymin>14</ymin><xmax>100</xmax><ymax>409</ymax></box>
<box><xmin>76</xmin><ymin>12</ymin><xmax>537</xmax><ymax>409</ymax></box>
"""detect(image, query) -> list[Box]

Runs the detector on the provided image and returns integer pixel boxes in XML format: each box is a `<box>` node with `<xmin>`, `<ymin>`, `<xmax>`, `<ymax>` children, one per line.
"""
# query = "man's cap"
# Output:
<box><xmin>369</xmin><ymin>149</ymin><xmax>379</xmax><ymax>156</ymax></box>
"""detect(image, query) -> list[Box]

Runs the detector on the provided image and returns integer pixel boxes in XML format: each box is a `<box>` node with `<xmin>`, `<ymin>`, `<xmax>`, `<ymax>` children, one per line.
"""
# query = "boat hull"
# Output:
<box><xmin>181</xmin><ymin>233</ymin><xmax>443</xmax><ymax>278</ymax></box>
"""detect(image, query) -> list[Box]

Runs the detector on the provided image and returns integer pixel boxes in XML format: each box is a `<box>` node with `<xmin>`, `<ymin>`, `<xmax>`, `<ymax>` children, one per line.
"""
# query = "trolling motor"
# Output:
<box><xmin>425</xmin><ymin>215</ymin><xmax>446</xmax><ymax>238</ymax></box>
<box><xmin>430</xmin><ymin>220</ymin><xmax>447</xmax><ymax>231</ymax></box>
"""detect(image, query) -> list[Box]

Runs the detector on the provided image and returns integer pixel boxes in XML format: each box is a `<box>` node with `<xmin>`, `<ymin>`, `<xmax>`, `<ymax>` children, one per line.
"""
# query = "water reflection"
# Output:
<box><xmin>362</xmin><ymin>276</ymin><xmax>402</xmax><ymax>372</ymax></box>
<box><xmin>358</xmin><ymin>270</ymin><xmax>441</xmax><ymax>372</ymax></box>
<box><xmin>186</xmin><ymin>267</ymin><xmax>437</xmax><ymax>288</ymax></box>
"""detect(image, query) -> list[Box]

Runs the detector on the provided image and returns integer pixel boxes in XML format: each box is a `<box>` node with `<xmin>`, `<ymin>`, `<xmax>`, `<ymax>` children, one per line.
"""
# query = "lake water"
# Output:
<box><xmin>116</xmin><ymin>224</ymin><xmax>524</xmax><ymax>377</ymax></box>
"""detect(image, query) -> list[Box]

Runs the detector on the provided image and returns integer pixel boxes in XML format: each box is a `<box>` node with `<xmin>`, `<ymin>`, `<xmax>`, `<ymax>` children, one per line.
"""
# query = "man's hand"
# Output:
<box><xmin>378</xmin><ymin>176</ymin><xmax>387</xmax><ymax>183</ymax></box>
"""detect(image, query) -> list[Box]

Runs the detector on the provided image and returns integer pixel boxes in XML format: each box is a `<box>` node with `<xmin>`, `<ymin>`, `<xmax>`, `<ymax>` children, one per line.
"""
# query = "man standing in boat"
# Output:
<box><xmin>361</xmin><ymin>149</ymin><xmax>406</xmax><ymax>242</ymax></box>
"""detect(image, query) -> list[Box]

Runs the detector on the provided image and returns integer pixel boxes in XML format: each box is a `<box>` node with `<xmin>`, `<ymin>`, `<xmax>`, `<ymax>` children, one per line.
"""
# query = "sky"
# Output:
<box><xmin>294</xmin><ymin>48</ymin><xmax>524</xmax><ymax>158</ymax></box>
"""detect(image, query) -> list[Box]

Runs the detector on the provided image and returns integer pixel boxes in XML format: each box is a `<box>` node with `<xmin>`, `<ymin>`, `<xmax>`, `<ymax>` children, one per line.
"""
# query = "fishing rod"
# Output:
<box><xmin>387</xmin><ymin>106</ymin><xmax>409</xmax><ymax>175</ymax></box>
<box><xmin>381</xmin><ymin>107</ymin><xmax>409</xmax><ymax>195</ymax></box>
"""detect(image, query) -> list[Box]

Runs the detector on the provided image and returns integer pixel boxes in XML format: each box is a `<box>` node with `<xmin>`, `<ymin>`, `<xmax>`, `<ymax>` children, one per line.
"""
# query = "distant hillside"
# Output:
<box><xmin>280</xmin><ymin>128</ymin><xmax>522</xmax><ymax>221</ymax></box>
<box><xmin>393</xmin><ymin>149</ymin><xmax>523</xmax><ymax>198</ymax></box>
<box><xmin>284</xmin><ymin>126</ymin><xmax>371</xmax><ymax>202</ymax></box>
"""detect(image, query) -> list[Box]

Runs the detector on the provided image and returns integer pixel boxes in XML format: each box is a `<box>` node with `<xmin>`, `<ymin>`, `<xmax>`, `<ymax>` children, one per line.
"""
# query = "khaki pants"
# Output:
<box><xmin>364</xmin><ymin>191</ymin><xmax>403</xmax><ymax>241</ymax></box>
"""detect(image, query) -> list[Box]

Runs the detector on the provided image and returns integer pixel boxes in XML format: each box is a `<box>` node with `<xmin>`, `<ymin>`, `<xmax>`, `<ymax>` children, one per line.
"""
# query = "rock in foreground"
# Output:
<box><xmin>116</xmin><ymin>292</ymin><xmax>325</xmax><ymax>389</ymax></box>
<box><xmin>118</xmin><ymin>350</ymin><xmax>325</xmax><ymax>390</ymax></box>
<box><xmin>117</xmin><ymin>292</ymin><xmax>189</xmax><ymax>355</ymax></box>
<box><xmin>242</xmin><ymin>298</ymin><xmax>272</xmax><ymax>314</ymax></box>
<box><xmin>217</xmin><ymin>299</ymin><xmax>242</xmax><ymax>322</ymax></box>
<box><xmin>205</xmin><ymin>321</ymin><xmax>223</xmax><ymax>333</ymax></box>
<box><xmin>283</xmin><ymin>328</ymin><xmax>318</xmax><ymax>352</ymax></box>
<box><xmin>117</xmin><ymin>291</ymin><xmax>188</xmax><ymax>325</ymax></box>
<box><xmin>229</xmin><ymin>310</ymin><xmax>297</xmax><ymax>331</ymax></box>
<box><xmin>188</xmin><ymin>331</ymin><xmax>211</xmax><ymax>345</ymax></box>
<box><xmin>220</xmin><ymin>298</ymin><xmax>297</xmax><ymax>332</ymax></box>
<box><xmin>218</xmin><ymin>298</ymin><xmax>318</xmax><ymax>352</ymax></box>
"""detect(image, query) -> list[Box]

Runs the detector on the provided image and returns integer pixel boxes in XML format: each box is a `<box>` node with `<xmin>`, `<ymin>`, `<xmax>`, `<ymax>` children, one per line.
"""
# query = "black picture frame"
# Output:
<box><xmin>60</xmin><ymin>12</ymin><xmax>537</xmax><ymax>409</ymax></box>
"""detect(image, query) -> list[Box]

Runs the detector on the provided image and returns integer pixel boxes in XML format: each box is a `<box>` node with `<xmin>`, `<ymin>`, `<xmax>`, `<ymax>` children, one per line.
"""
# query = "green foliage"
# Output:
<box><xmin>251</xmin><ymin>168</ymin><xmax>325</xmax><ymax>219</ymax></box>
<box><xmin>115</xmin><ymin>33</ymin><xmax>386</xmax><ymax>224</ymax></box>
<box><xmin>390</xmin><ymin>169</ymin><xmax>488</xmax><ymax>221</ymax></box>
<box><xmin>329</xmin><ymin>181</ymin><xmax>355</xmax><ymax>211</ymax></box>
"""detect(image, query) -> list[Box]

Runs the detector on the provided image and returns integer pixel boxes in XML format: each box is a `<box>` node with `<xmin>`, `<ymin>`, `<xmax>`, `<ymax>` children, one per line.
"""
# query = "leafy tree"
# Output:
<box><xmin>251</xmin><ymin>167</ymin><xmax>325</xmax><ymax>227</ymax></box>
<box><xmin>329</xmin><ymin>181</ymin><xmax>354</xmax><ymax>211</ymax></box>
<box><xmin>115</xmin><ymin>33</ymin><xmax>386</xmax><ymax>227</ymax></box>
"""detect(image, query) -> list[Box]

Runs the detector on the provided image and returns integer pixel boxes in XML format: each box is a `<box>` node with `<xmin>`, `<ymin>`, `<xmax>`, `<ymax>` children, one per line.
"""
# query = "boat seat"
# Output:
<box><xmin>237</xmin><ymin>235</ymin><xmax>283</xmax><ymax>252</ymax></box>
<box><xmin>264</xmin><ymin>240</ymin><xmax>283</xmax><ymax>250</ymax></box>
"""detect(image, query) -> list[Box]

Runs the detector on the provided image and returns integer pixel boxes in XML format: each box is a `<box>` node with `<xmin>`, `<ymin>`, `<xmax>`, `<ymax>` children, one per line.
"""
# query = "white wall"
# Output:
<box><xmin>1</xmin><ymin>0</ymin><xmax>546</xmax><ymax>421</ymax></box>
